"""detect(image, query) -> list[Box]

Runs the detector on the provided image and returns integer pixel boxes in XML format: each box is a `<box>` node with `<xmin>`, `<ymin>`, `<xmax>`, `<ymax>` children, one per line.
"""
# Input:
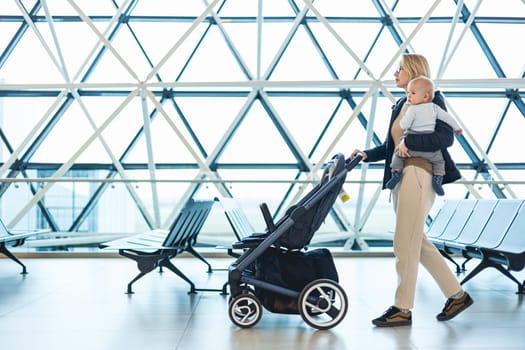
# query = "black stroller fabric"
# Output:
<box><xmin>275</xmin><ymin>154</ymin><xmax>346</xmax><ymax>250</ymax></box>
<box><xmin>254</xmin><ymin>247</ymin><xmax>338</xmax><ymax>314</ymax></box>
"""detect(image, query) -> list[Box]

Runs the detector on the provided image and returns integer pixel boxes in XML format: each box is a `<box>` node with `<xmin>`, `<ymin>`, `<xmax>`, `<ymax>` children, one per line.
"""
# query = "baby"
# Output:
<box><xmin>386</xmin><ymin>76</ymin><xmax>463</xmax><ymax>195</ymax></box>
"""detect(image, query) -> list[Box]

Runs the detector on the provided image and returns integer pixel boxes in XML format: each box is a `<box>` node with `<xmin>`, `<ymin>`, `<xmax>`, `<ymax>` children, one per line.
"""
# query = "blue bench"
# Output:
<box><xmin>100</xmin><ymin>199</ymin><xmax>219</xmax><ymax>294</ymax></box>
<box><xmin>428</xmin><ymin>199</ymin><xmax>525</xmax><ymax>294</ymax></box>
<box><xmin>0</xmin><ymin>218</ymin><xmax>45</xmax><ymax>274</ymax></box>
<box><xmin>216</xmin><ymin>197</ymin><xmax>257</xmax><ymax>258</ymax></box>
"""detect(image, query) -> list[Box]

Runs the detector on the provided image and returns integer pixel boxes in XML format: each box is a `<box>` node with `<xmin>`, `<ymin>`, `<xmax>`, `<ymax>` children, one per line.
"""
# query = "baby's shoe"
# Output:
<box><xmin>432</xmin><ymin>175</ymin><xmax>445</xmax><ymax>196</ymax></box>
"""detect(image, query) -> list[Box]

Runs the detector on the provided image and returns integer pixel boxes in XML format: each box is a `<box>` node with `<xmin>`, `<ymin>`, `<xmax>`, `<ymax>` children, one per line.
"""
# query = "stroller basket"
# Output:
<box><xmin>227</xmin><ymin>153</ymin><xmax>363</xmax><ymax>330</ymax></box>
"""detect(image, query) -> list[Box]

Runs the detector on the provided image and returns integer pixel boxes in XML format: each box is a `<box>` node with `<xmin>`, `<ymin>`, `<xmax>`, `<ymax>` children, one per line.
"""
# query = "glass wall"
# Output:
<box><xmin>0</xmin><ymin>0</ymin><xmax>524</xmax><ymax>250</ymax></box>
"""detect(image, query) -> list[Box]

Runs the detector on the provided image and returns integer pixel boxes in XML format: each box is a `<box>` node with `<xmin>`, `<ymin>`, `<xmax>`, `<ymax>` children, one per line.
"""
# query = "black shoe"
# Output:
<box><xmin>372</xmin><ymin>306</ymin><xmax>412</xmax><ymax>327</ymax></box>
<box><xmin>432</xmin><ymin>175</ymin><xmax>445</xmax><ymax>196</ymax></box>
<box><xmin>386</xmin><ymin>171</ymin><xmax>402</xmax><ymax>190</ymax></box>
<box><xmin>436</xmin><ymin>292</ymin><xmax>473</xmax><ymax>321</ymax></box>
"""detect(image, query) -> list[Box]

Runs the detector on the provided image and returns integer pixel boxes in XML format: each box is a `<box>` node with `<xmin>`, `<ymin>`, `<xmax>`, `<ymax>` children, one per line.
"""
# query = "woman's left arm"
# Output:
<box><xmin>404</xmin><ymin>120</ymin><xmax>454</xmax><ymax>152</ymax></box>
<box><xmin>403</xmin><ymin>91</ymin><xmax>454</xmax><ymax>152</ymax></box>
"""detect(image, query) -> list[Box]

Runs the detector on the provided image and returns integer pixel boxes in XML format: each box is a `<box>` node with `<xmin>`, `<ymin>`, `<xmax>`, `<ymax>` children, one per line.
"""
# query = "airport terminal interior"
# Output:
<box><xmin>1</xmin><ymin>1</ymin><xmax>524</xmax><ymax>349</ymax></box>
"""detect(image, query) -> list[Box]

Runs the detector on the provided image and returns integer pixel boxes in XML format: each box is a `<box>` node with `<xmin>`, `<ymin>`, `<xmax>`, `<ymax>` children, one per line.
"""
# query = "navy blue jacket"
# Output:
<box><xmin>364</xmin><ymin>91</ymin><xmax>461</xmax><ymax>189</ymax></box>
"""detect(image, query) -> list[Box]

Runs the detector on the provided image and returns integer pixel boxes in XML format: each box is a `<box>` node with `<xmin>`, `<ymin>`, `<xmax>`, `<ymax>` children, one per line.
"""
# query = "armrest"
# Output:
<box><xmin>259</xmin><ymin>202</ymin><xmax>276</xmax><ymax>233</ymax></box>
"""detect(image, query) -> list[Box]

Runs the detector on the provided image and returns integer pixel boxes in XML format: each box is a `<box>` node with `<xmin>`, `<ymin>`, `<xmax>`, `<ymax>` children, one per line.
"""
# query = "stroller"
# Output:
<box><xmin>227</xmin><ymin>153</ymin><xmax>363</xmax><ymax>330</ymax></box>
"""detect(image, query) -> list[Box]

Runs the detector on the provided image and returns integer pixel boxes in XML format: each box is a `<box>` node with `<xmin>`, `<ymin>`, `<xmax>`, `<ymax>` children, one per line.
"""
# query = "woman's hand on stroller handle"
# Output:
<box><xmin>350</xmin><ymin>149</ymin><xmax>366</xmax><ymax>161</ymax></box>
<box><xmin>345</xmin><ymin>151</ymin><xmax>363</xmax><ymax>170</ymax></box>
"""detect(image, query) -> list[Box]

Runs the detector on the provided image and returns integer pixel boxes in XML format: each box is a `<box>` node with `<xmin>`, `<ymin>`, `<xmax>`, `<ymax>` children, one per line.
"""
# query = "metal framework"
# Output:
<box><xmin>0</xmin><ymin>0</ymin><xmax>523</xmax><ymax>249</ymax></box>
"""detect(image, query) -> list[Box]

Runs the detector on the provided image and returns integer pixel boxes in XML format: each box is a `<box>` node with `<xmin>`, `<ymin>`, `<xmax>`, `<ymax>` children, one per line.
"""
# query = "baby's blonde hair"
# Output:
<box><xmin>408</xmin><ymin>76</ymin><xmax>435</xmax><ymax>101</ymax></box>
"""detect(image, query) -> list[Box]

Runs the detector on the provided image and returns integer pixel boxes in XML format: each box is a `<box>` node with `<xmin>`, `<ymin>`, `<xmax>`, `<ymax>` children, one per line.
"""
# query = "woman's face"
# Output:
<box><xmin>394</xmin><ymin>64</ymin><xmax>410</xmax><ymax>90</ymax></box>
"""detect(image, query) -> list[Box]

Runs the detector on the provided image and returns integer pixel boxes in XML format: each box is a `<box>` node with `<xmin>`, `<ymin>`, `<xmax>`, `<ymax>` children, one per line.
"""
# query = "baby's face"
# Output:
<box><xmin>406</xmin><ymin>82</ymin><xmax>428</xmax><ymax>105</ymax></box>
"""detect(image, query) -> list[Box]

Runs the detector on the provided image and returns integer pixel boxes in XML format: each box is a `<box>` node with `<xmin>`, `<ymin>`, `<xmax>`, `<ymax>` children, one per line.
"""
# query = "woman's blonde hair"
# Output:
<box><xmin>400</xmin><ymin>54</ymin><xmax>431</xmax><ymax>81</ymax></box>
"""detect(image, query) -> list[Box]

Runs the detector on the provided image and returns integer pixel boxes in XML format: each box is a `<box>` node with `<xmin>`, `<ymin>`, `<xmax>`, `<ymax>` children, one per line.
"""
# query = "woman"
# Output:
<box><xmin>351</xmin><ymin>54</ymin><xmax>473</xmax><ymax>327</ymax></box>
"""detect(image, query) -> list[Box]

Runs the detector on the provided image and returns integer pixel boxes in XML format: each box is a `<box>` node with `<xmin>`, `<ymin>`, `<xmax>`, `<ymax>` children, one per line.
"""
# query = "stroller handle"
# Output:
<box><xmin>345</xmin><ymin>152</ymin><xmax>363</xmax><ymax>171</ymax></box>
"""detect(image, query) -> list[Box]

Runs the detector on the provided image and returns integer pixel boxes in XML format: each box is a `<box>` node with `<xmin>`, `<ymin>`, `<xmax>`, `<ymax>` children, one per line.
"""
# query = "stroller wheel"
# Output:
<box><xmin>298</xmin><ymin>279</ymin><xmax>348</xmax><ymax>330</ymax></box>
<box><xmin>228</xmin><ymin>293</ymin><xmax>262</xmax><ymax>328</ymax></box>
<box><xmin>228</xmin><ymin>287</ymin><xmax>255</xmax><ymax>305</ymax></box>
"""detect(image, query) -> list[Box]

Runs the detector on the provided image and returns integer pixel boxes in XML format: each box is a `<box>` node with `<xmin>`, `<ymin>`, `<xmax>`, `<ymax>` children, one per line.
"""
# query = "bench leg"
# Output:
<box><xmin>439</xmin><ymin>250</ymin><xmax>462</xmax><ymax>274</ymax></box>
<box><xmin>126</xmin><ymin>271</ymin><xmax>148</xmax><ymax>294</ymax></box>
<box><xmin>159</xmin><ymin>258</ymin><xmax>226</xmax><ymax>294</ymax></box>
<box><xmin>186</xmin><ymin>246</ymin><xmax>213</xmax><ymax>273</ymax></box>
<box><xmin>461</xmin><ymin>258</ymin><xmax>525</xmax><ymax>294</ymax></box>
<box><xmin>160</xmin><ymin>259</ymin><xmax>197</xmax><ymax>294</ymax></box>
<box><xmin>461</xmin><ymin>257</ymin><xmax>472</xmax><ymax>272</ymax></box>
<box><xmin>221</xmin><ymin>281</ymin><xmax>229</xmax><ymax>295</ymax></box>
<box><xmin>119</xmin><ymin>250</ymin><xmax>159</xmax><ymax>294</ymax></box>
<box><xmin>0</xmin><ymin>245</ymin><xmax>28</xmax><ymax>274</ymax></box>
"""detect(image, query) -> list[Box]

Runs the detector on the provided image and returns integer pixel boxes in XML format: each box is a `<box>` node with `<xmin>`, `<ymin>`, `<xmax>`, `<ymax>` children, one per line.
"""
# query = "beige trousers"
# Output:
<box><xmin>391</xmin><ymin>165</ymin><xmax>462</xmax><ymax>309</ymax></box>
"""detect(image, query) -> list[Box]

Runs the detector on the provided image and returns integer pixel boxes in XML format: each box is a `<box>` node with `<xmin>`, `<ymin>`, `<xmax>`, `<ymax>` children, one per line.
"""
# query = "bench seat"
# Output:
<box><xmin>0</xmin><ymin>219</ymin><xmax>46</xmax><ymax>274</ymax></box>
<box><xmin>428</xmin><ymin>199</ymin><xmax>525</xmax><ymax>294</ymax></box>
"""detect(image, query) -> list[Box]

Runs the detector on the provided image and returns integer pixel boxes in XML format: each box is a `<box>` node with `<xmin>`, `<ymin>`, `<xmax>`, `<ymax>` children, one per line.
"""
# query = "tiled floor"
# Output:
<box><xmin>1</xmin><ymin>252</ymin><xmax>524</xmax><ymax>350</ymax></box>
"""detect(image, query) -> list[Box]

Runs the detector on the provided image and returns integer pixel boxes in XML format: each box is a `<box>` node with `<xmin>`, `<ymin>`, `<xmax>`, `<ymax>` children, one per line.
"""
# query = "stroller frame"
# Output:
<box><xmin>227</xmin><ymin>153</ymin><xmax>362</xmax><ymax>330</ymax></box>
